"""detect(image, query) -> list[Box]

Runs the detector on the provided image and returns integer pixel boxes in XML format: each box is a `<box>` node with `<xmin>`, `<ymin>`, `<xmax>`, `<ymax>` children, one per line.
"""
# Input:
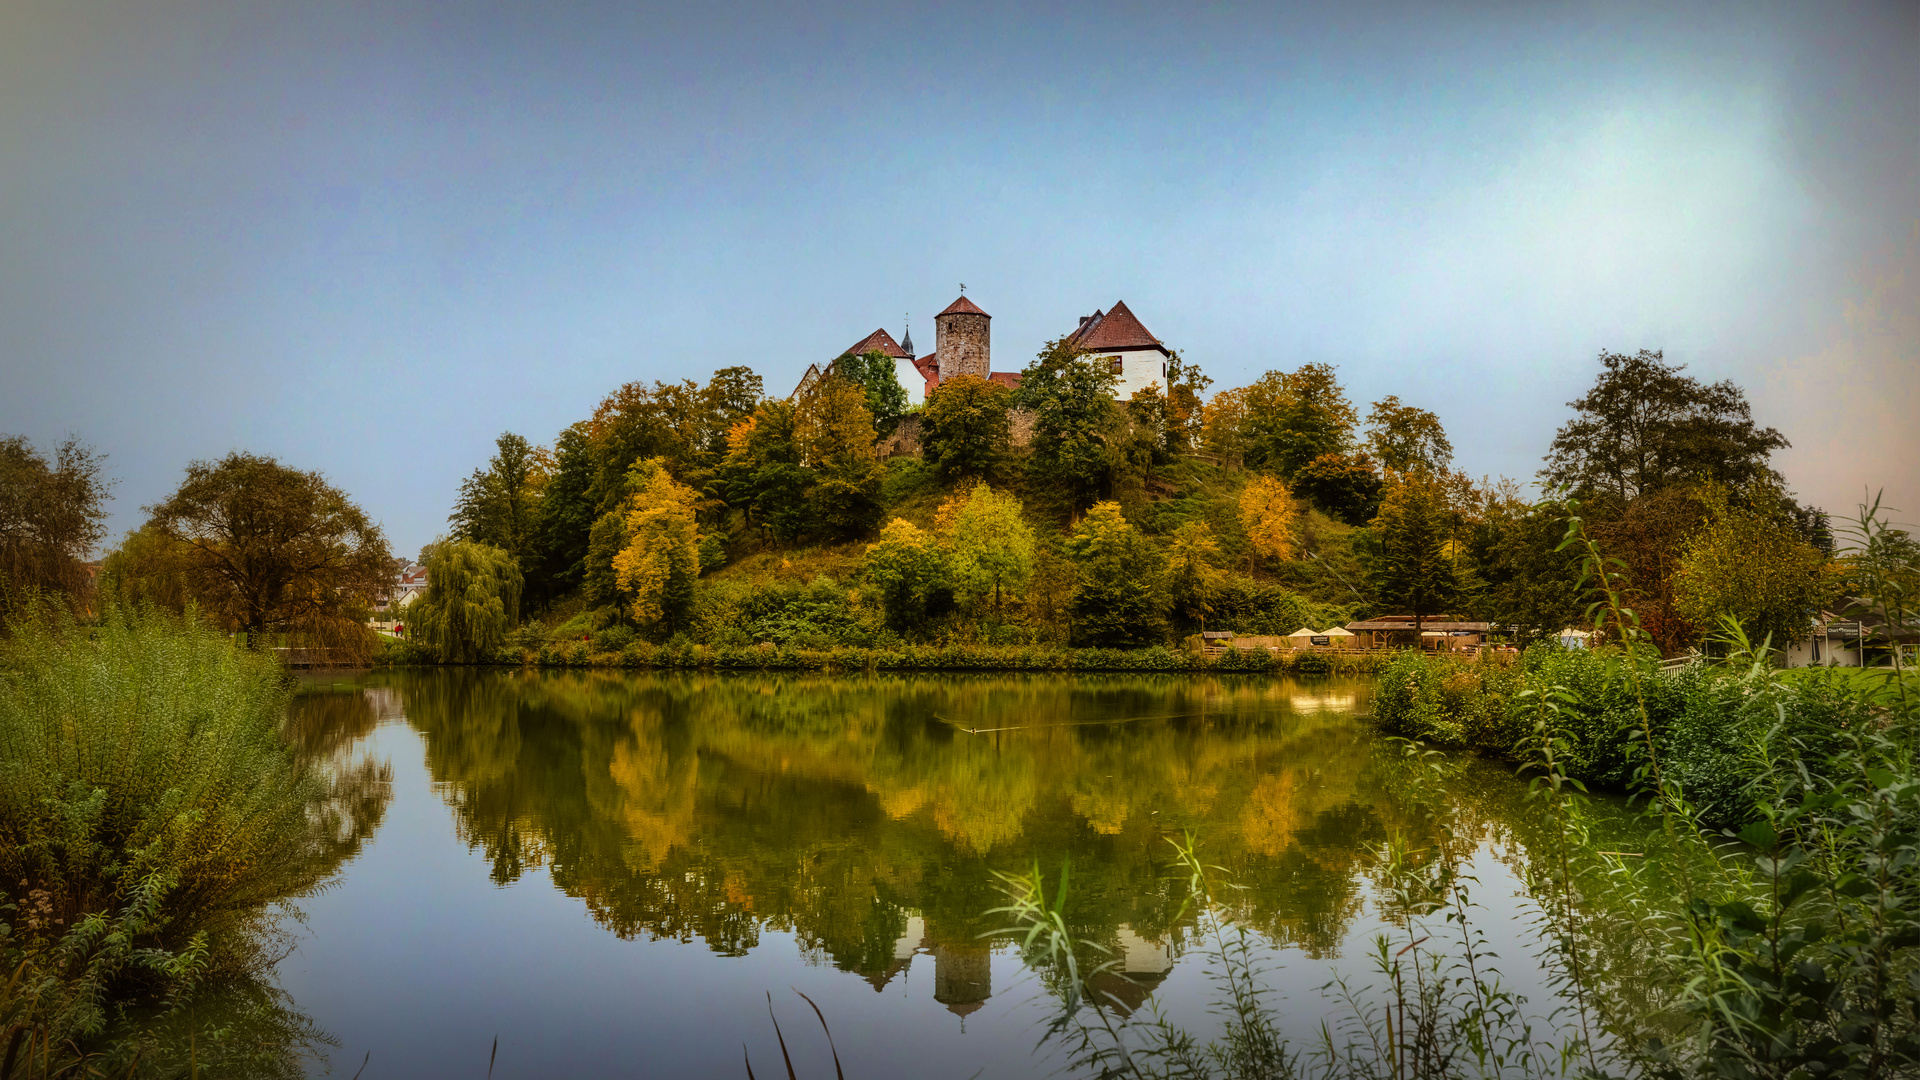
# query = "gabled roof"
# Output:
<box><xmin>841</xmin><ymin>328</ymin><xmax>910</xmax><ymax>360</ymax></box>
<box><xmin>913</xmin><ymin>353</ymin><xmax>940</xmax><ymax>382</ymax></box>
<box><xmin>1066</xmin><ymin>300</ymin><xmax>1165</xmax><ymax>352</ymax></box>
<box><xmin>938</xmin><ymin>295</ymin><xmax>990</xmax><ymax>318</ymax></box>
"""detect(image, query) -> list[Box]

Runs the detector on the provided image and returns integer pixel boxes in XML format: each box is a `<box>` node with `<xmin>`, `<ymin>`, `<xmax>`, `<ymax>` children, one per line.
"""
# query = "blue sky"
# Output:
<box><xmin>2</xmin><ymin>0</ymin><xmax>1914</xmax><ymax>556</ymax></box>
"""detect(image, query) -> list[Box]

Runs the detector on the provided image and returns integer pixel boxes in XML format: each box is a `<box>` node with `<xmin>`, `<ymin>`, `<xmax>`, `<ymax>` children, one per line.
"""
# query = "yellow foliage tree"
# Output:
<box><xmin>611</xmin><ymin>458</ymin><xmax>702</xmax><ymax>629</ymax></box>
<box><xmin>1238</xmin><ymin>473</ymin><xmax>1297</xmax><ymax>567</ymax></box>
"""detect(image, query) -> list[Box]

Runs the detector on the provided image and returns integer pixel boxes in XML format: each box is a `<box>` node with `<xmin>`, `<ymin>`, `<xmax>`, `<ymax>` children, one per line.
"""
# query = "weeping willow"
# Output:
<box><xmin>406</xmin><ymin>540</ymin><xmax>522</xmax><ymax>663</ymax></box>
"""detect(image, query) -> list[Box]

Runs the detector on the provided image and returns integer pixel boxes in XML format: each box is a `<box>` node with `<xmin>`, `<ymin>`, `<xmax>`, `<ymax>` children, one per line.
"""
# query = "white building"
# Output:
<box><xmin>1062</xmin><ymin>300</ymin><xmax>1172</xmax><ymax>400</ymax></box>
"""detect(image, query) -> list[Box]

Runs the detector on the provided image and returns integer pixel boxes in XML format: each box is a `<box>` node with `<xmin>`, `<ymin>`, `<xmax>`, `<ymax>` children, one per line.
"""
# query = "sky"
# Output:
<box><xmin>2</xmin><ymin>0</ymin><xmax>1915</xmax><ymax>557</ymax></box>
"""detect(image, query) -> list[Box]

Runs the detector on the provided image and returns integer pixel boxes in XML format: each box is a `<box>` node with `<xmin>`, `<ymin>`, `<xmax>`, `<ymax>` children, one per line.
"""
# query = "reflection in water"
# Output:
<box><xmin>361</xmin><ymin>668</ymin><xmax>1474</xmax><ymax>1021</ymax></box>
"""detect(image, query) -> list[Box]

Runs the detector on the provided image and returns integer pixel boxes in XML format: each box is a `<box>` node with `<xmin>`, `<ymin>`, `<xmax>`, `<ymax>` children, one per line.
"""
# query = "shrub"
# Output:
<box><xmin>592</xmin><ymin>624</ymin><xmax>636</xmax><ymax>653</ymax></box>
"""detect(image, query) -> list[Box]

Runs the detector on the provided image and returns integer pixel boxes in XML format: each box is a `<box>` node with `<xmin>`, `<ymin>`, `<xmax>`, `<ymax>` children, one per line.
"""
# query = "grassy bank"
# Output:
<box><xmin>374</xmin><ymin>635</ymin><xmax>1398</xmax><ymax>676</ymax></box>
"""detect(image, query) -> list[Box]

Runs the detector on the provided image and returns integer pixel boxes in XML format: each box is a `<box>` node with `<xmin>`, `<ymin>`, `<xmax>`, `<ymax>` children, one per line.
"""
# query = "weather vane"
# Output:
<box><xmin>959</xmin><ymin>283</ymin><xmax>966</xmax><ymax>295</ymax></box>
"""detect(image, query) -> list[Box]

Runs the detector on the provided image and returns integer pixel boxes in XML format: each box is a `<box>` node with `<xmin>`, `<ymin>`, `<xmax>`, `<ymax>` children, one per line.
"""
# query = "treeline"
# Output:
<box><xmin>415</xmin><ymin>340</ymin><xmax>1844</xmax><ymax>663</ymax></box>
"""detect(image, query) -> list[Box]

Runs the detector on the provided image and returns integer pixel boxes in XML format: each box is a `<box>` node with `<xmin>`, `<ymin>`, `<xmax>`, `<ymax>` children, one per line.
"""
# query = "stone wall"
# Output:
<box><xmin>877</xmin><ymin>414</ymin><xmax>921</xmax><ymax>458</ymax></box>
<box><xmin>935</xmin><ymin>311</ymin><xmax>990</xmax><ymax>382</ymax></box>
<box><xmin>1009</xmin><ymin>407</ymin><xmax>1036</xmax><ymax>448</ymax></box>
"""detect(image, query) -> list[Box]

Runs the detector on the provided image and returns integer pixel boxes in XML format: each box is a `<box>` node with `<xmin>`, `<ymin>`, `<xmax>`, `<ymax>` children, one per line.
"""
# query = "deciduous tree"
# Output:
<box><xmin>1164</xmin><ymin>521</ymin><xmax>1224</xmax><ymax>629</ymax></box>
<box><xmin>942</xmin><ymin>484</ymin><xmax>1035</xmax><ymax>617</ymax></box>
<box><xmin>1673</xmin><ymin>485</ymin><xmax>1834</xmax><ymax>650</ymax></box>
<box><xmin>1366</xmin><ymin>396</ymin><xmax>1453</xmax><ymax>473</ymax></box>
<box><xmin>920</xmin><ymin>374</ymin><xmax>1011</xmax><ymax>482</ymax></box>
<box><xmin>143</xmin><ymin>452</ymin><xmax>392</xmax><ymax>639</ymax></box>
<box><xmin>407</xmin><ymin>540</ymin><xmax>523</xmax><ymax>662</ymax></box>
<box><xmin>795</xmin><ymin>377</ymin><xmax>883</xmax><ymax>538</ymax></box>
<box><xmin>450</xmin><ymin>432</ymin><xmax>546</xmax><ymax>567</ymax></box>
<box><xmin>836</xmin><ymin>350</ymin><xmax>910</xmax><ymax>437</ymax></box>
<box><xmin>1542</xmin><ymin>349</ymin><xmax>1788</xmax><ymax>501</ymax></box>
<box><xmin>611</xmin><ymin>458</ymin><xmax>703</xmax><ymax>631</ymax></box>
<box><xmin>1238</xmin><ymin>474</ymin><xmax>1298</xmax><ymax>568</ymax></box>
<box><xmin>1241</xmin><ymin>363</ymin><xmax>1358</xmax><ymax>480</ymax></box>
<box><xmin>0</xmin><ymin>435</ymin><xmax>111</xmax><ymax>611</ymax></box>
<box><xmin>1293</xmin><ymin>451</ymin><xmax>1383</xmax><ymax>527</ymax></box>
<box><xmin>863</xmin><ymin>518</ymin><xmax>948</xmax><ymax>631</ymax></box>
<box><xmin>1020</xmin><ymin>337</ymin><xmax>1123</xmax><ymax>508</ymax></box>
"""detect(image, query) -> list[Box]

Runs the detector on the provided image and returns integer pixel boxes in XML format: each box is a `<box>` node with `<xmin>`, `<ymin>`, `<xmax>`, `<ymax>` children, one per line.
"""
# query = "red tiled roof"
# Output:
<box><xmin>1066</xmin><ymin>300</ymin><xmax>1164</xmax><ymax>351</ymax></box>
<box><xmin>841</xmin><ymin>328</ymin><xmax>909</xmax><ymax>359</ymax></box>
<box><xmin>915</xmin><ymin>353</ymin><xmax>940</xmax><ymax>392</ymax></box>
<box><xmin>988</xmin><ymin>371</ymin><xmax>1024</xmax><ymax>391</ymax></box>
<box><xmin>938</xmin><ymin>295</ymin><xmax>990</xmax><ymax>318</ymax></box>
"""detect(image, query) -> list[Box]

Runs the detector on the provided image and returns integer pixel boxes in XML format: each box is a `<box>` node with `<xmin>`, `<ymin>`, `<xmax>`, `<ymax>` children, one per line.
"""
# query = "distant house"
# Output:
<box><xmin>377</xmin><ymin>564</ymin><xmax>429</xmax><ymax>614</ymax></box>
<box><xmin>1061</xmin><ymin>300</ymin><xmax>1172</xmax><ymax>400</ymax></box>
<box><xmin>1345</xmin><ymin>616</ymin><xmax>1493</xmax><ymax>651</ymax></box>
<box><xmin>1784</xmin><ymin>601</ymin><xmax>1920</xmax><ymax>668</ymax></box>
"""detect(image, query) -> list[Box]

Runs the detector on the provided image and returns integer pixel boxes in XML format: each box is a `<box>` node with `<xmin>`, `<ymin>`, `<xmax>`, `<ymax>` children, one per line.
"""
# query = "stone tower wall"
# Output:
<box><xmin>935</xmin><ymin>312</ymin><xmax>991</xmax><ymax>382</ymax></box>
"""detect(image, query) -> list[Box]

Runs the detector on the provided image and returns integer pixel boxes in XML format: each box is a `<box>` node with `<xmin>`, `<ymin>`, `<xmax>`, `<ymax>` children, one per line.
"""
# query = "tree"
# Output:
<box><xmin>863</xmin><ymin>518</ymin><xmax>948</xmax><ymax>631</ymax></box>
<box><xmin>525</xmin><ymin>422</ymin><xmax>597</xmax><ymax>608</ymax></box>
<box><xmin>795</xmin><ymin>377</ymin><xmax>884</xmax><ymax>538</ymax></box>
<box><xmin>1369</xmin><ymin>470</ymin><xmax>1459</xmax><ymax>632</ymax></box>
<box><xmin>1200</xmin><ymin>387</ymin><xmax>1250</xmax><ymax>467</ymax></box>
<box><xmin>586</xmin><ymin>378</ymin><xmax>704</xmax><ymax>513</ymax></box>
<box><xmin>1164</xmin><ymin>521</ymin><xmax>1224</xmax><ymax>629</ymax></box>
<box><xmin>1064</xmin><ymin>502</ymin><xmax>1166</xmax><ymax>646</ymax></box>
<box><xmin>611</xmin><ymin>458</ymin><xmax>703</xmax><ymax>631</ymax></box>
<box><xmin>1238</xmin><ymin>474</ymin><xmax>1298</xmax><ymax>569</ymax></box>
<box><xmin>450</xmin><ymin>432</ymin><xmax>545</xmax><ymax>567</ymax></box>
<box><xmin>699</xmin><ymin>366</ymin><xmax>765</xmax><ymax>459</ymax></box>
<box><xmin>1366</xmin><ymin>396</ymin><xmax>1453</xmax><ymax>473</ymax></box>
<box><xmin>1163</xmin><ymin>349</ymin><xmax>1213</xmax><ymax>453</ymax></box>
<box><xmin>1673</xmin><ymin>485</ymin><xmax>1834</xmax><ymax>651</ymax></box>
<box><xmin>1020</xmin><ymin>336</ymin><xmax>1123</xmax><ymax>508</ymax></box>
<box><xmin>1460</xmin><ymin>497</ymin><xmax>1583</xmax><ymax>644</ymax></box>
<box><xmin>1541</xmin><ymin>349</ymin><xmax>1788</xmax><ymax>501</ymax></box>
<box><xmin>1293</xmin><ymin>451</ymin><xmax>1384</xmax><ymax>526</ymax></box>
<box><xmin>406</xmin><ymin>540</ymin><xmax>523</xmax><ymax>662</ymax></box>
<box><xmin>943</xmin><ymin>484</ymin><xmax>1035</xmax><ymax>617</ymax></box>
<box><xmin>582</xmin><ymin>509</ymin><xmax>628</xmax><ymax>610</ymax></box>
<box><xmin>920</xmin><ymin>374</ymin><xmax>1011</xmax><ymax>482</ymax></box>
<box><xmin>0</xmin><ymin>435</ymin><xmax>111</xmax><ymax>610</ymax></box>
<box><xmin>836</xmin><ymin>350</ymin><xmax>910</xmax><ymax>437</ymax></box>
<box><xmin>720</xmin><ymin>400</ymin><xmax>815</xmax><ymax>542</ymax></box>
<box><xmin>1590</xmin><ymin>484</ymin><xmax>1713</xmax><ymax>656</ymax></box>
<box><xmin>144</xmin><ymin>452</ymin><xmax>392</xmax><ymax>638</ymax></box>
<box><xmin>97</xmin><ymin>526</ymin><xmax>195</xmax><ymax>612</ymax></box>
<box><xmin>1241</xmin><ymin>364</ymin><xmax>1358</xmax><ymax>480</ymax></box>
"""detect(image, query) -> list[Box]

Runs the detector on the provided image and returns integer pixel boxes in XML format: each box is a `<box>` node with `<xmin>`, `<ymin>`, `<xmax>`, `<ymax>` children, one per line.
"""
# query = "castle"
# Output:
<box><xmin>792</xmin><ymin>293</ymin><xmax>1174</xmax><ymax>406</ymax></box>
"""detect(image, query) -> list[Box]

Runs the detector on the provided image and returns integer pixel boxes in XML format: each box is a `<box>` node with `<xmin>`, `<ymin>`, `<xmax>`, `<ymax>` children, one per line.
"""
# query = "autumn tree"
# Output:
<box><xmin>1541</xmin><ymin>349</ymin><xmax>1788</xmax><ymax>502</ymax></box>
<box><xmin>1065</xmin><ymin>502</ymin><xmax>1166</xmax><ymax>646</ymax></box>
<box><xmin>919</xmin><ymin>374</ymin><xmax>1012</xmax><ymax>482</ymax></box>
<box><xmin>1163</xmin><ymin>349</ymin><xmax>1212</xmax><ymax>453</ymax></box>
<box><xmin>451</xmin><ymin>432</ymin><xmax>546</xmax><ymax>567</ymax></box>
<box><xmin>795</xmin><ymin>377</ymin><xmax>884</xmax><ymax>538</ymax></box>
<box><xmin>611</xmin><ymin>458</ymin><xmax>704</xmax><ymax>632</ymax></box>
<box><xmin>1164</xmin><ymin>521</ymin><xmax>1225</xmax><ymax>629</ymax></box>
<box><xmin>1238</xmin><ymin>474</ymin><xmax>1298</xmax><ymax>569</ymax></box>
<box><xmin>1589</xmin><ymin>484</ymin><xmax>1713</xmax><ymax>656</ymax></box>
<box><xmin>835</xmin><ymin>350</ymin><xmax>911</xmax><ymax>437</ymax></box>
<box><xmin>1241</xmin><ymin>363</ymin><xmax>1358</xmax><ymax>480</ymax></box>
<box><xmin>1366</xmin><ymin>396</ymin><xmax>1453</xmax><ymax>474</ymax></box>
<box><xmin>719</xmin><ymin>400</ymin><xmax>815</xmax><ymax>542</ymax></box>
<box><xmin>942</xmin><ymin>484</ymin><xmax>1035</xmax><ymax>617</ymax></box>
<box><xmin>97</xmin><ymin>526</ymin><xmax>195</xmax><ymax>612</ymax></box>
<box><xmin>1673</xmin><ymin>485</ymin><xmax>1833</xmax><ymax>650</ymax></box>
<box><xmin>1368</xmin><ymin>470</ymin><xmax>1458</xmax><ymax>632</ymax></box>
<box><xmin>406</xmin><ymin>540</ymin><xmax>523</xmax><ymax>662</ymax></box>
<box><xmin>1200</xmin><ymin>387</ymin><xmax>1250</xmax><ymax>467</ymax></box>
<box><xmin>143</xmin><ymin>452</ymin><xmax>392</xmax><ymax>642</ymax></box>
<box><xmin>0</xmin><ymin>435</ymin><xmax>111</xmax><ymax>611</ymax></box>
<box><xmin>699</xmin><ymin>366</ymin><xmax>765</xmax><ymax>457</ymax></box>
<box><xmin>863</xmin><ymin>518</ymin><xmax>948</xmax><ymax>631</ymax></box>
<box><xmin>1020</xmin><ymin>336</ymin><xmax>1123</xmax><ymax>508</ymax></box>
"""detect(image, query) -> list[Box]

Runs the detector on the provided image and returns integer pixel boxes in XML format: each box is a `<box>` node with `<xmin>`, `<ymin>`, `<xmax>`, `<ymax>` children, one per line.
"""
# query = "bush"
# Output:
<box><xmin>592</xmin><ymin>624</ymin><xmax>636</xmax><ymax>653</ymax></box>
<box><xmin>0</xmin><ymin>608</ymin><xmax>369</xmax><ymax>1058</ymax></box>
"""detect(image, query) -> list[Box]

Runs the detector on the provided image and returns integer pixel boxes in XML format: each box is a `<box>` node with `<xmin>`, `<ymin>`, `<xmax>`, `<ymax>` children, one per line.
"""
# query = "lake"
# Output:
<box><xmin>276</xmin><ymin>668</ymin><xmax>1581</xmax><ymax>1078</ymax></box>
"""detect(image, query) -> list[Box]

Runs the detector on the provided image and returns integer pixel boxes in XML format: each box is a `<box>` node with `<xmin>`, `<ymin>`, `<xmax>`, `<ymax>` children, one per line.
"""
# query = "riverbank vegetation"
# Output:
<box><xmin>0</xmin><ymin>608</ymin><xmax>390</xmax><ymax>1076</ymax></box>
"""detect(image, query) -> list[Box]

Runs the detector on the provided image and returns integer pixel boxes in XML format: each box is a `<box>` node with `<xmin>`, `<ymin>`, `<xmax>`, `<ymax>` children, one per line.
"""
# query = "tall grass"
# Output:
<box><xmin>987</xmin><ymin>501</ymin><xmax>1920</xmax><ymax>1079</ymax></box>
<box><xmin>0</xmin><ymin>606</ymin><xmax>372</xmax><ymax>1074</ymax></box>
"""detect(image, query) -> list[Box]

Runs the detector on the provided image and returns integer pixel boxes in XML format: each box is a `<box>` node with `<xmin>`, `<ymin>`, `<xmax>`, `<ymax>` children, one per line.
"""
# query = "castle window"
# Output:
<box><xmin>1108</xmin><ymin>356</ymin><xmax>1123</xmax><ymax>374</ymax></box>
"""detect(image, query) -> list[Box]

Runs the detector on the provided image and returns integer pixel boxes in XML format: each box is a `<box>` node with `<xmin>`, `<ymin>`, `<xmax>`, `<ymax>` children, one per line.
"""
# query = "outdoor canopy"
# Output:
<box><xmin>1287</xmin><ymin>627</ymin><xmax>1319</xmax><ymax>638</ymax></box>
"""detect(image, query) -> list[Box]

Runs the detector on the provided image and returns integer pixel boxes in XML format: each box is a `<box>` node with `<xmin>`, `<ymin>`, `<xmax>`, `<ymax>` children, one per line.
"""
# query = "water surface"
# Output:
<box><xmin>279</xmin><ymin>669</ymin><xmax>1554</xmax><ymax>1078</ymax></box>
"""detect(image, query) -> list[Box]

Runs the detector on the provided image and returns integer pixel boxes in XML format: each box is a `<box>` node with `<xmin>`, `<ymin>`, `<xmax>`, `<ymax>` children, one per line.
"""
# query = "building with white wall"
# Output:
<box><xmin>1062</xmin><ymin>300</ymin><xmax>1171</xmax><ymax>400</ymax></box>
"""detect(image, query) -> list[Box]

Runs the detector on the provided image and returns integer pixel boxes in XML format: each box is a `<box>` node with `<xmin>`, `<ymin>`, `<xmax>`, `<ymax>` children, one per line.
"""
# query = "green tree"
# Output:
<box><xmin>1065</xmin><ymin>502</ymin><xmax>1167</xmax><ymax>646</ymax></box>
<box><xmin>1200</xmin><ymin>387</ymin><xmax>1249</xmax><ymax>467</ymax></box>
<box><xmin>1163</xmin><ymin>349</ymin><xmax>1213</xmax><ymax>453</ymax></box>
<box><xmin>1241</xmin><ymin>363</ymin><xmax>1358</xmax><ymax>480</ymax></box>
<box><xmin>586</xmin><ymin>378</ymin><xmax>704</xmax><ymax>513</ymax></box>
<box><xmin>407</xmin><ymin>540</ymin><xmax>524</xmax><ymax>662</ymax></box>
<box><xmin>526</xmin><ymin>422</ymin><xmax>597</xmax><ymax>608</ymax></box>
<box><xmin>943</xmin><ymin>483</ymin><xmax>1035</xmax><ymax>617</ymax></box>
<box><xmin>1365</xmin><ymin>396</ymin><xmax>1453</xmax><ymax>473</ymax></box>
<box><xmin>699</xmin><ymin>366</ymin><xmax>765</xmax><ymax>459</ymax></box>
<box><xmin>1368</xmin><ymin>470</ymin><xmax>1459</xmax><ymax>632</ymax></box>
<box><xmin>1673</xmin><ymin>485</ymin><xmax>1834</xmax><ymax>650</ymax></box>
<box><xmin>863</xmin><ymin>518</ymin><xmax>948</xmax><ymax>631</ymax></box>
<box><xmin>719</xmin><ymin>400</ymin><xmax>816</xmax><ymax>543</ymax></box>
<box><xmin>1293</xmin><ymin>451</ymin><xmax>1384</xmax><ymax>526</ymax></box>
<box><xmin>1462</xmin><ymin>497</ymin><xmax>1583</xmax><ymax>644</ymax></box>
<box><xmin>143</xmin><ymin>452</ymin><xmax>392</xmax><ymax>640</ymax></box>
<box><xmin>1020</xmin><ymin>337</ymin><xmax>1123</xmax><ymax>509</ymax></box>
<box><xmin>920</xmin><ymin>374</ymin><xmax>1012</xmax><ymax>482</ymax></box>
<box><xmin>0</xmin><ymin>435</ymin><xmax>111</xmax><ymax>611</ymax></box>
<box><xmin>450</xmin><ymin>432</ymin><xmax>544</xmax><ymax>566</ymax></box>
<box><xmin>1164</xmin><ymin>521</ymin><xmax>1224</xmax><ymax>629</ymax></box>
<box><xmin>796</xmin><ymin>377</ymin><xmax>884</xmax><ymax>538</ymax></box>
<box><xmin>97</xmin><ymin>526</ymin><xmax>196</xmax><ymax>612</ymax></box>
<box><xmin>836</xmin><ymin>350</ymin><xmax>911</xmax><ymax>437</ymax></box>
<box><xmin>611</xmin><ymin>458</ymin><xmax>704</xmax><ymax>632</ymax></box>
<box><xmin>583</xmin><ymin>509</ymin><xmax>629</xmax><ymax>611</ymax></box>
<box><xmin>1541</xmin><ymin>349</ymin><xmax>1788</xmax><ymax>501</ymax></box>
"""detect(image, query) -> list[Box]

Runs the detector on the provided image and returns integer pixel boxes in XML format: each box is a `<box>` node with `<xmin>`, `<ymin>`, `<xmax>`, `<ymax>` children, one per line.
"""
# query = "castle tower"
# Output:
<box><xmin>935</xmin><ymin>294</ymin><xmax>991</xmax><ymax>383</ymax></box>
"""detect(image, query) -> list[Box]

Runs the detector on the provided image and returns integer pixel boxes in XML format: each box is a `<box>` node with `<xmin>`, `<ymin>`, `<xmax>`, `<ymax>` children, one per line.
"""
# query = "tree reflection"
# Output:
<box><xmin>396</xmin><ymin>671</ymin><xmax>1454</xmax><ymax>1006</ymax></box>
